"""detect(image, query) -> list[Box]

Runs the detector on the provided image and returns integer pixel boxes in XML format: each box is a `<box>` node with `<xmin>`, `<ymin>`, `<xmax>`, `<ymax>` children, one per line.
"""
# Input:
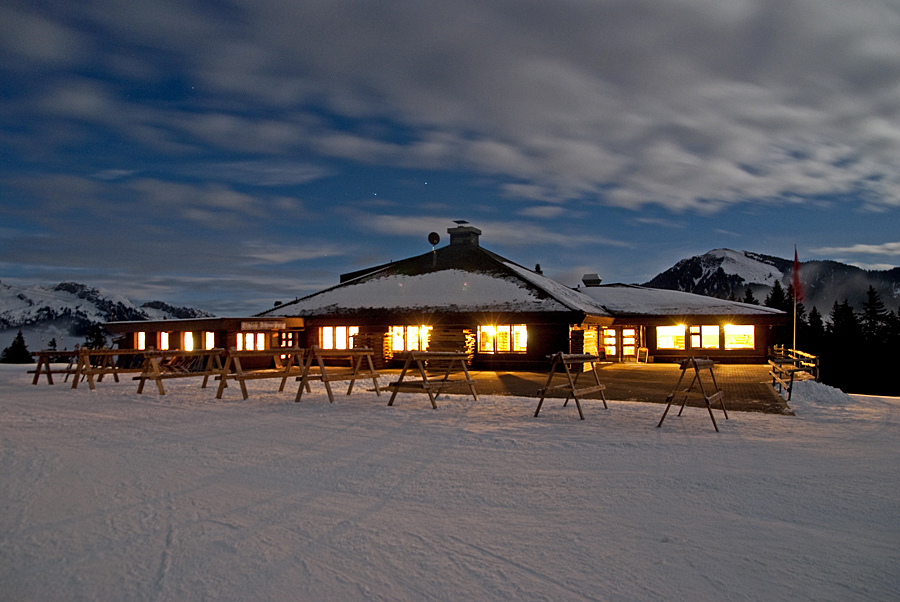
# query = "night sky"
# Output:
<box><xmin>2</xmin><ymin>0</ymin><xmax>899</xmax><ymax>315</ymax></box>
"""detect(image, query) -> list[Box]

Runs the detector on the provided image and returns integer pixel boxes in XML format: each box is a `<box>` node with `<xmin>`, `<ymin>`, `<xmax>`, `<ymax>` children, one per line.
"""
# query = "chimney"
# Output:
<box><xmin>581</xmin><ymin>273</ymin><xmax>602</xmax><ymax>287</ymax></box>
<box><xmin>447</xmin><ymin>225</ymin><xmax>481</xmax><ymax>246</ymax></box>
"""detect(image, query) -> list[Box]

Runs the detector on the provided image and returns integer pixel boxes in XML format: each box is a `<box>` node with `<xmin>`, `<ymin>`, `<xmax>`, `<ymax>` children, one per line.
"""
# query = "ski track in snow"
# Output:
<box><xmin>1</xmin><ymin>365</ymin><xmax>898</xmax><ymax>602</ymax></box>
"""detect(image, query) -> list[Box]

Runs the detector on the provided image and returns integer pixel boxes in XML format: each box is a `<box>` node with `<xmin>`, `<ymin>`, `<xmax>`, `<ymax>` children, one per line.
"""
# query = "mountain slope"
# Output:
<box><xmin>644</xmin><ymin>249</ymin><xmax>900</xmax><ymax>312</ymax></box>
<box><xmin>0</xmin><ymin>282</ymin><xmax>213</xmax><ymax>351</ymax></box>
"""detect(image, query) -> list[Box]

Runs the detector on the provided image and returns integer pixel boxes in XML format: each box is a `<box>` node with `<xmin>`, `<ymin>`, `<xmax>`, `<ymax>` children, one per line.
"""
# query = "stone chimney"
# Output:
<box><xmin>447</xmin><ymin>225</ymin><xmax>481</xmax><ymax>246</ymax></box>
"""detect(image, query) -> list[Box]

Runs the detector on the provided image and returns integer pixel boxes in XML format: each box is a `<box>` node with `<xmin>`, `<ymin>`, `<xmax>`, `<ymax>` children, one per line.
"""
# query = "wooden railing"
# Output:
<box><xmin>772</xmin><ymin>345</ymin><xmax>819</xmax><ymax>381</ymax></box>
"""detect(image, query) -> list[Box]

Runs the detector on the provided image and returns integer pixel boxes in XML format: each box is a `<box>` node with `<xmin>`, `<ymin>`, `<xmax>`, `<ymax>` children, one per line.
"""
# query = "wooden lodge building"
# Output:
<box><xmin>106</xmin><ymin>225</ymin><xmax>785</xmax><ymax>369</ymax></box>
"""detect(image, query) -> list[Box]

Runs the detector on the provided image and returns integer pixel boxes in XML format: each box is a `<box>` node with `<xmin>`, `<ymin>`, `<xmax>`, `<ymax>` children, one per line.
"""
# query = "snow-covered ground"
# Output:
<box><xmin>1</xmin><ymin>365</ymin><xmax>897</xmax><ymax>602</ymax></box>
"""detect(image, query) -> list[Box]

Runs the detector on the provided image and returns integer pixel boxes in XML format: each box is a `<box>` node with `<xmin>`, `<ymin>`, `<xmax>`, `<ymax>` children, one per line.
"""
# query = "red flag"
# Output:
<box><xmin>792</xmin><ymin>246</ymin><xmax>803</xmax><ymax>302</ymax></box>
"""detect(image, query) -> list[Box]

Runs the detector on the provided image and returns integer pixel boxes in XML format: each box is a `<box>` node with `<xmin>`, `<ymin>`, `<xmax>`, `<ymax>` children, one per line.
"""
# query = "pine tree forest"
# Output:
<box><xmin>763</xmin><ymin>284</ymin><xmax>900</xmax><ymax>396</ymax></box>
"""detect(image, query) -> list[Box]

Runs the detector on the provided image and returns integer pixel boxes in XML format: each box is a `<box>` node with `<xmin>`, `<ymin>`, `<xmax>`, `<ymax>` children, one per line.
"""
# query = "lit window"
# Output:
<box><xmin>160</xmin><ymin>332</ymin><xmax>170</xmax><ymax>350</ymax></box>
<box><xmin>204</xmin><ymin>331</ymin><xmax>215</xmax><ymax>350</ymax></box>
<box><xmin>136</xmin><ymin>332</ymin><xmax>146</xmax><ymax>350</ymax></box>
<box><xmin>656</xmin><ymin>325</ymin><xmax>685</xmax><ymax>350</ymax></box>
<box><xmin>603</xmin><ymin>328</ymin><xmax>617</xmax><ymax>357</ymax></box>
<box><xmin>237</xmin><ymin>332</ymin><xmax>258</xmax><ymax>351</ymax></box>
<box><xmin>478</xmin><ymin>325</ymin><xmax>495</xmax><ymax>353</ymax></box>
<box><xmin>321</xmin><ymin>326</ymin><xmax>359</xmax><ymax>350</ymax></box>
<box><xmin>512</xmin><ymin>324</ymin><xmax>527</xmax><ymax>352</ymax></box>
<box><xmin>391</xmin><ymin>326</ymin><xmax>432</xmax><ymax>352</ymax></box>
<box><xmin>478</xmin><ymin>324</ymin><xmax>527</xmax><ymax>353</ymax></box>
<box><xmin>622</xmin><ymin>328</ymin><xmax>637</xmax><ymax>356</ymax></box>
<box><xmin>724</xmin><ymin>325</ymin><xmax>755</xmax><ymax>349</ymax></box>
<box><xmin>690</xmin><ymin>325</ymin><xmax>720</xmax><ymax>349</ymax></box>
<box><xmin>183</xmin><ymin>332</ymin><xmax>194</xmax><ymax>352</ymax></box>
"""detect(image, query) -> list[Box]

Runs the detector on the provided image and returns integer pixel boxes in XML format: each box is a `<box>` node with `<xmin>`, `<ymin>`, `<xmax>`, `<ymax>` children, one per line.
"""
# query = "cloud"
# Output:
<box><xmin>178</xmin><ymin>160</ymin><xmax>334</xmax><ymax>187</ymax></box>
<box><xmin>241</xmin><ymin>241</ymin><xmax>346</xmax><ymax>265</ymax></box>
<box><xmin>9</xmin><ymin>0</ymin><xmax>900</xmax><ymax>214</ymax></box>
<box><xmin>812</xmin><ymin>242</ymin><xmax>900</xmax><ymax>256</ymax></box>
<box><xmin>356</xmin><ymin>212</ymin><xmax>631</xmax><ymax>249</ymax></box>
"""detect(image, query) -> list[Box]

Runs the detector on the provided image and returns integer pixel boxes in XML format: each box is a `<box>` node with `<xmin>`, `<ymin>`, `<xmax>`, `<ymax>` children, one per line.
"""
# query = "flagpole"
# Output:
<box><xmin>793</xmin><ymin>244</ymin><xmax>798</xmax><ymax>351</ymax></box>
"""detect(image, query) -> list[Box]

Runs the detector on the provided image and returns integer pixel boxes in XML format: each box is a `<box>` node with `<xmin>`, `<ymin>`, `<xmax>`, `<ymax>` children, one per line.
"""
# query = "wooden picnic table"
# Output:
<box><xmin>386</xmin><ymin>351</ymin><xmax>478</xmax><ymax>409</ymax></box>
<box><xmin>534</xmin><ymin>352</ymin><xmax>608</xmax><ymax>420</ymax></box>
<box><xmin>657</xmin><ymin>357</ymin><xmax>728</xmax><ymax>432</ymax></box>
<box><xmin>216</xmin><ymin>348</ymin><xmax>307</xmax><ymax>400</ymax></box>
<box><xmin>29</xmin><ymin>349</ymin><xmax>81</xmax><ymax>385</ymax></box>
<box><xmin>295</xmin><ymin>346</ymin><xmax>382</xmax><ymax>403</ymax></box>
<box><xmin>72</xmin><ymin>348</ymin><xmax>145</xmax><ymax>390</ymax></box>
<box><xmin>135</xmin><ymin>349</ymin><xmax>226</xmax><ymax>395</ymax></box>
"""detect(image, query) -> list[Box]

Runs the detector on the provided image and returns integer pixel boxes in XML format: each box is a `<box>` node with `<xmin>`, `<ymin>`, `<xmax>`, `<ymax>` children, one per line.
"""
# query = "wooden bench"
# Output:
<box><xmin>135</xmin><ymin>349</ymin><xmax>226</xmax><ymax>395</ymax></box>
<box><xmin>386</xmin><ymin>351</ymin><xmax>477</xmax><ymax>409</ymax></box>
<box><xmin>215</xmin><ymin>348</ymin><xmax>307</xmax><ymax>400</ymax></box>
<box><xmin>657</xmin><ymin>357</ymin><xmax>728</xmax><ymax>432</ymax></box>
<box><xmin>29</xmin><ymin>350</ymin><xmax>81</xmax><ymax>385</ymax></box>
<box><xmin>295</xmin><ymin>346</ymin><xmax>382</xmax><ymax>403</ymax></box>
<box><xmin>534</xmin><ymin>352</ymin><xmax>608</xmax><ymax>420</ymax></box>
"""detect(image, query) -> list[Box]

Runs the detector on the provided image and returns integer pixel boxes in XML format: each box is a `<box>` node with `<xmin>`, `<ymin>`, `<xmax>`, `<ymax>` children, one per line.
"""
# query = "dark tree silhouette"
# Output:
<box><xmin>1</xmin><ymin>330</ymin><xmax>34</xmax><ymax>364</ymax></box>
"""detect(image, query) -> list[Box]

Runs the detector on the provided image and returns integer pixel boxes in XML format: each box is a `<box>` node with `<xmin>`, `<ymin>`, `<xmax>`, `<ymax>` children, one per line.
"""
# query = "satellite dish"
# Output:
<box><xmin>428</xmin><ymin>232</ymin><xmax>440</xmax><ymax>246</ymax></box>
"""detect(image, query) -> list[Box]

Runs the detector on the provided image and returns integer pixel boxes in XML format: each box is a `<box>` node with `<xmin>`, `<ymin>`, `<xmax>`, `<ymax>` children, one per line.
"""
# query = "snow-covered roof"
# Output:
<box><xmin>261</xmin><ymin>227</ymin><xmax>783</xmax><ymax>322</ymax></box>
<box><xmin>269</xmin><ymin>268</ymin><xmax>612</xmax><ymax>317</ymax></box>
<box><xmin>263</xmin><ymin>230</ymin><xmax>612</xmax><ymax>319</ymax></box>
<box><xmin>579</xmin><ymin>283</ymin><xmax>785</xmax><ymax>317</ymax></box>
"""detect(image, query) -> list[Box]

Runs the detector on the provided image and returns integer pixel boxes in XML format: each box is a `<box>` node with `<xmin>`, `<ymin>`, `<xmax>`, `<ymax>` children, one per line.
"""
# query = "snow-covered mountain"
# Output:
<box><xmin>0</xmin><ymin>282</ymin><xmax>213</xmax><ymax>351</ymax></box>
<box><xmin>644</xmin><ymin>249</ymin><xmax>900</xmax><ymax>312</ymax></box>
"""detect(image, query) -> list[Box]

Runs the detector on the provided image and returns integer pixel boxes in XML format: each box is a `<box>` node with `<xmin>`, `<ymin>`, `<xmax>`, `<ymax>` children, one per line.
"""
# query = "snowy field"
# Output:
<box><xmin>1</xmin><ymin>365</ymin><xmax>898</xmax><ymax>602</ymax></box>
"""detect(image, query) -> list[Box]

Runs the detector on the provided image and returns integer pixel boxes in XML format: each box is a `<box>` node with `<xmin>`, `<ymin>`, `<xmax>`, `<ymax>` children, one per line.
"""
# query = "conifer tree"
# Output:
<box><xmin>765</xmin><ymin>280</ymin><xmax>790</xmax><ymax>311</ymax></box>
<box><xmin>742</xmin><ymin>287</ymin><xmax>759</xmax><ymax>305</ymax></box>
<box><xmin>805</xmin><ymin>306</ymin><xmax>826</xmax><ymax>355</ymax></box>
<box><xmin>84</xmin><ymin>324</ymin><xmax>108</xmax><ymax>350</ymax></box>
<box><xmin>1</xmin><ymin>330</ymin><xmax>34</xmax><ymax>364</ymax></box>
<box><xmin>860</xmin><ymin>286</ymin><xmax>888</xmax><ymax>343</ymax></box>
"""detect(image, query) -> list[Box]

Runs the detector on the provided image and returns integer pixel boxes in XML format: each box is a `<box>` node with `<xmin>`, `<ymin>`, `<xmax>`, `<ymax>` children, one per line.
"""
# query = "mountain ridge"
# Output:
<box><xmin>0</xmin><ymin>281</ymin><xmax>214</xmax><ymax>351</ymax></box>
<box><xmin>644</xmin><ymin>248</ymin><xmax>900</xmax><ymax>312</ymax></box>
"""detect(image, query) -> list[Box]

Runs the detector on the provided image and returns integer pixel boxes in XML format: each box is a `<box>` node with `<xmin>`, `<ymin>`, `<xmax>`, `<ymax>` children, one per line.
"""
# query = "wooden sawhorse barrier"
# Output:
<box><xmin>386</xmin><ymin>351</ymin><xmax>477</xmax><ymax>408</ymax></box>
<box><xmin>135</xmin><ymin>349</ymin><xmax>225</xmax><ymax>395</ymax></box>
<box><xmin>295</xmin><ymin>346</ymin><xmax>381</xmax><ymax>403</ymax></box>
<box><xmin>534</xmin><ymin>352</ymin><xmax>608</xmax><ymax>420</ymax></box>
<box><xmin>29</xmin><ymin>350</ymin><xmax>81</xmax><ymax>385</ymax></box>
<box><xmin>72</xmin><ymin>349</ymin><xmax>145</xmax><ymax>390</ymax></box>
<box><xmin>216</xmin><ymin>348</ymin><xmax>307</xmax><ymax>400</ymax></box>
<box><xmin>657</xmin><ymin>357</ymin><xmax>728</xmax><ymax>432</ymax></box>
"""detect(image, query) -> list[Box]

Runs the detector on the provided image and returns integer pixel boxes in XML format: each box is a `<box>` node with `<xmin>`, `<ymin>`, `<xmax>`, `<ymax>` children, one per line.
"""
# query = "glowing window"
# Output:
<box><xmin>478</xmin><ymin>324</ymin><xmax>527</xmax><ymax>353</ymax></box>
<box><xmin>391</xmin><ymin>326</ymin><xmax>432</xmax><ymax>352</ymax></box>
<box><xmin>622</xmin><ymin>328</ymin><xmax>637</xmax><ymax>356</ymax></box>
<box><xmin>160</xmin><ymin>332</ymin><xmax>170</xmax><ymax>350</ymax></box>
<box><xmin>236</xmin><ymin>332</ymin><xmax>260</xmax><ymax>351</ymax></box>
<box><xmin>724</xmin><ymin>325</ymin><xmax>755</xmax><ymax>349</ymax></box>
<box><xmin>204</xmin><ymin>332</ymin><xmax>215</xmax><ymax>350</ymax></box>
<box><xmin>136</xmin><ymin>332</ymin><xmax>146</xmax><ymax>350</ymax></box>
<box><xmin>602</xmin><ymin>328</ymin><xmax>617</xmax><ymax>357</ymax></box>
<box><xmin>690</xmin><ymin>325</ymin><xmax>720</xmax><ymax>349</ymax></box>
<box><xmin>656</xmin><ymin>325</ymin><xmax>685</xmax><ymax>350</ymax></box>
<box><xmin>183</xmin><ymin>332</ymin><xmax>194</xmax><ymax>352</ymax></box>
<box><xmin>320</xmin><ymin>326</ymin><xmax>359</xmax><ymax>350</ymax></box>
<box><xmin>512</xmin><ymin>324</ymin><xmax>527</xmax><ymax>352</ymax></box>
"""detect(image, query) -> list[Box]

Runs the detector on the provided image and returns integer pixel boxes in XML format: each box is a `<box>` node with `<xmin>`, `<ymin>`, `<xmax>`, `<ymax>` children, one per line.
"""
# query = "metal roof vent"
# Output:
<box><xmin>582</xmin><ymin>273</ymin><xmax>602</xmax><ymax>287</ymax></box>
